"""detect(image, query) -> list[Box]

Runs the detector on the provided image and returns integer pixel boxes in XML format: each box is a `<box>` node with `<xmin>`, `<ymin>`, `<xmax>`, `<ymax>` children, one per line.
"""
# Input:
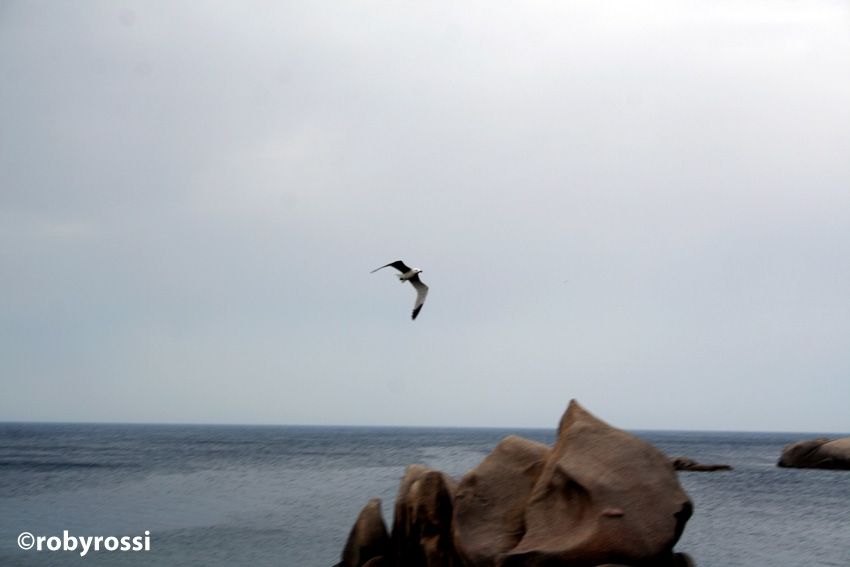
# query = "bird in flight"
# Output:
<box><xmin>371</xmin><ymin>260</ymin><xmax>429</xmax><ymax>320</ymax></box>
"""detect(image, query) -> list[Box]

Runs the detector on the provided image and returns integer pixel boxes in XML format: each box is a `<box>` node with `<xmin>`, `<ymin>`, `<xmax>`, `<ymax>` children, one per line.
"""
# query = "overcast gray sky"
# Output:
<box><xmin>2</xmin><ymin>1</ymin><xmax>849</xmax><ymax>432</ymax></box>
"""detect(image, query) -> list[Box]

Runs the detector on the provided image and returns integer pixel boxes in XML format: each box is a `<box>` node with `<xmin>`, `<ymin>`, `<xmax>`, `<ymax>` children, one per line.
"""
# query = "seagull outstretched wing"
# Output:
<box><xmin>371</xmin><ymin>260</ymin><xmax>411</xmax><ymax>274</ymax></box>
<box><xmin>409</xmin><ymin>274</ymin><xmax>429</xmax><ymax>320</ymax></box>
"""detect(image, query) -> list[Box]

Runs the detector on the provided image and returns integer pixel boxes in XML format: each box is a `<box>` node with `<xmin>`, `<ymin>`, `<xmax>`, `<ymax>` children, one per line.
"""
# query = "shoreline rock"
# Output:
<box><xmin>334</xmin><ymin>498</ymin><xmax>389</xmax><ymax>567</ymax></box>
<box><xmin>777</xmin><ymin>437</ymin><xmax>850</xmax><ymax>470</ymax></box>
<box><xmin>453</xmin><ymin>435</ymin><xmax>551</xmax><ymax>565</ymax></box>
<box><xmin>335</xmin><ymin>400</ymin><xmax>696</xmax><ymax>567</ymax></box>
<box><xmin>502</xmin><ymin>401</ymin><xmax>692</xmax><ymax>566</ymax></box>
<box><xmin>390</xmin><ymin>464</ymin><xmax>460</xmax><ymax>566</ymax></box>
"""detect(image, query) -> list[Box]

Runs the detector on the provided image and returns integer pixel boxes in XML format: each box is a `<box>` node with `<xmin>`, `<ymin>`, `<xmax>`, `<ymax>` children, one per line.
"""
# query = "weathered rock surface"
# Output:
<box><xmin>671</xmin><ymin>457</ymin><xmax>732</xmax><ymax>472</ymax></box>
<box><xmin>502</xmin><ymin>400</ymin><xmax>693</xmax><ymax>566</ymax></box>
<box><xmin>336</xmin><ymin>498</ymin><xmax>390</xmax><ymax>567</ymax></box>
<box><xmin>453</xmin><ymin>435</ymin><xmax>551</xmax><ymax>565</ymax></box>
<box><xmin>336</xmin><ymin>400</ymin><xmax>696</xmax><ymax>566</ymax></box>
<box><xmin>390</xmin><ymin>464</ymin><xmax>460</xmax><ymax>567</ymax></box>
<box><xmin>777</xmin><ymin>437</ymin><xmax>850</xmax><ymax>470</ymax></box>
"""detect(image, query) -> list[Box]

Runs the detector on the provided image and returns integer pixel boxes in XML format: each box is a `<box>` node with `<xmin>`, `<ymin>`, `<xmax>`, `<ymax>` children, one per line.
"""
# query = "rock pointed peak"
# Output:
<box><xmin>557</xmin><ymin>398</ymin><xmax>612</xmax><ymax>436</ymax></box>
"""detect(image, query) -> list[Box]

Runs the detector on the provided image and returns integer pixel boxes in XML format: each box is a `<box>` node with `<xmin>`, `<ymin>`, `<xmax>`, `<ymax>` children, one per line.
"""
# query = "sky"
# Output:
<box><xmin>1</xmin><ymin>1</ymin><xmax>849</xmax><ymax>432</ymax></box>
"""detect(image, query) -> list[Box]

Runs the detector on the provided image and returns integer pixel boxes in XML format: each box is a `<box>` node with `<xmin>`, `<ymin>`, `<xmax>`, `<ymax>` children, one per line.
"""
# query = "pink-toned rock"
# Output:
<box><xmin>390</xmin><ymin>464</ymin><xmax>460</xmax><ymax>567</ymax></box>
<box><xmin>336</xmin><ymin>400</ymin><xmax>697</xmax><ymax>566</ymax></box>
<box><xmin>502</xmin><ymin>400</ymin><xmax>693</xmax><ymax>566</ymax></box>
<box><xmin>453</xmin><ymin>435</ymin><xmax>551</xmax><ymax>565</ymax></box>
<box><xmin>778</xmin><ymin>437</ymin><xmax>850</xmax><ymax>470</ymax></box>
<box><xmin>337</xmin><ymin>498</ymin><xmax>389</xmax><ymax>567</ymax></box>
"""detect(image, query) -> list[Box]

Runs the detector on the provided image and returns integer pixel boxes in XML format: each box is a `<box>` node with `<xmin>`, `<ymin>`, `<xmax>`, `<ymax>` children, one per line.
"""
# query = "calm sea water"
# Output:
<box><xmin>1</xmin><ymin>424</ymin><xmax>848</xmax><ymax>566</ymax></box>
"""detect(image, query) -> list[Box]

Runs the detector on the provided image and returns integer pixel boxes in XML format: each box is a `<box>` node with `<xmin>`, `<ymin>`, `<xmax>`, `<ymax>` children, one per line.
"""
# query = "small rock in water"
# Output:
<box><xmin>671</xmin><ymin>456</ymin><xmax>732</xmax><ymax>472</ymax></box>
<box><xmin>777</xmin><ymin>437</ymin><xmax>850</xmax><ymax>470</ymax></box>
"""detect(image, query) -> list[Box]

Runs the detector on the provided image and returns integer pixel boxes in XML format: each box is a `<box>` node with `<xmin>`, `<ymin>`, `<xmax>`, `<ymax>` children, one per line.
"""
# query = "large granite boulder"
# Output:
<box><xmin>501</xmin><ymin>400</ymin><xmax>692</xmax><ymax>566</ymax></box>
<box><xmin>336</xmin><ymin>400</ymin><xmax>695</xmax><ymax>566</ymax></box>
<box><xmin>335</xmin><ymin>498</ymin><xmax>390</xmax><ymax>567</ymax></box>
<box><xmin>777</xmin><ymin>437</ymin><xmax>850</xmax><ymax>470</ymax></box>
<box><xmin>453</xmin><ymin>435</ymin><xmax>551</xmax><ymax>565</ymax></box>
<box><xmin>390</xmin><ymin>464</ymin><xmax>461</xmax><ymax>567</ymax></box>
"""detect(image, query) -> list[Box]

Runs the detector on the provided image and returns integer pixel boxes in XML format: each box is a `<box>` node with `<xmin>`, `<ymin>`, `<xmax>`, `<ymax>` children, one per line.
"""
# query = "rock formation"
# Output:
<box><xmin>335</xmin><ymin>400</ymin><xmax>696</xmax><ymax>566</ymax></box>
<box><xmin>501</xmin><ymin>401</ymin><xmax>693</xmax><ymax>566</ymax></box>
<box><xmin>670</xmin><ymin>457</ymin><xmax>732</xmax><ymax>472</ymax></box>
<box><xmin>453</xmin><ymin>435</ymin><xmax>551</xmax><ymax>565</ymax></box>
<box><xmin>777</xmin><ymin>437</ymin><xmax>850</xmax><ymax>470</ymax></box>
<box><xmin>335</xmin><ymin>498</ymin><xmax>390</xmax><ymax>567</ymax></box>
<box><xmin>390</xmin><ymin>464</ymin><xmax>460</xmax><ymax>567</ymax></box>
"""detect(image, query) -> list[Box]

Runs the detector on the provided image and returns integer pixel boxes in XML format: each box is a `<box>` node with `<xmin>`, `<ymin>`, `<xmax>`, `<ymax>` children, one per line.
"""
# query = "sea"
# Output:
<box><xmin>0</xmin><ymin>424</ymin><xmax>848</xmax><ymax>567</ymax></box>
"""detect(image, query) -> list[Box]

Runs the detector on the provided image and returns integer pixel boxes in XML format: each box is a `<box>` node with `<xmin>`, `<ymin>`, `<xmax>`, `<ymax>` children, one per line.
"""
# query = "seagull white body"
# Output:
<box><xmin>371</xmin><ymin>260</ymin><xmax>429</xmax><ymax>320</ymax></box>
<box><xmin>397</xmin><ymin>268</ymin><xmax>421</xmax><ymax>281</ymax></box>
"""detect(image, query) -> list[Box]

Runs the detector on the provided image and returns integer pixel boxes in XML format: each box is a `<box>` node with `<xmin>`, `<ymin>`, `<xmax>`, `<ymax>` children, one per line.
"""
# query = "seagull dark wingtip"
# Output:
<box><xmin>371</xmin><ymin>260</ymin><xmax>408</xmax><ymax>273</ymax></box>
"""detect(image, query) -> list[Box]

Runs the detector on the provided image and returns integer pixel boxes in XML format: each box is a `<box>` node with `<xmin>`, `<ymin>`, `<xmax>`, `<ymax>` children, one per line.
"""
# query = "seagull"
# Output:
<box><xmin>371</xmin><ymin>260</ymin><xmax>429</xmax><ymax>320</ymax></box>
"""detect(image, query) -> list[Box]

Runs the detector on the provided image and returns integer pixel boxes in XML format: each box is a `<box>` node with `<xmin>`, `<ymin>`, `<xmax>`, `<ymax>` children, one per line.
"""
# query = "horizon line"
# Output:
<box><xmin>1</xmin><ymin>419</ymin><xmax>847</xmax><ymax>437</ymax></box>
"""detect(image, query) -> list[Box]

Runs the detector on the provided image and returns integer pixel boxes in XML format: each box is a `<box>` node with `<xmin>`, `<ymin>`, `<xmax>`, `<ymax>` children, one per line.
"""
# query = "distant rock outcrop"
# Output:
<box><xmin>671</xmin><ymin>456</ymin><xmax>732</xmax><ymax>472</ymax></box>
<box><xmin>777</xmin><ymin>437</ymin><xmax>850</xmax><ymax>470</ymax></box>
<box><xmin>334</xmin><ymin>400</ymin><xmax>697</xmax><ymax>566</ymax></box>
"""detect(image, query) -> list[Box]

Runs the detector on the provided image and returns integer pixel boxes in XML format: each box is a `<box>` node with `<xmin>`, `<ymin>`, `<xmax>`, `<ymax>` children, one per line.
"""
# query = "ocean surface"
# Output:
<box><xmin>1</xmin><ymin>424</ymin><xmax>848</xmax><ymax>566</ymax></box>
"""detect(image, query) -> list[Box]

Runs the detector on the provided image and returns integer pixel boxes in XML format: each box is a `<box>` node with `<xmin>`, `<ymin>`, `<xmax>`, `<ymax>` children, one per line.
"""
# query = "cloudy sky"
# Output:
<box><xmin>2</xmin><ymin>1</ymin><xmax>849</xmax><ymax>432</ymax></box>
